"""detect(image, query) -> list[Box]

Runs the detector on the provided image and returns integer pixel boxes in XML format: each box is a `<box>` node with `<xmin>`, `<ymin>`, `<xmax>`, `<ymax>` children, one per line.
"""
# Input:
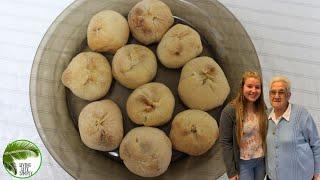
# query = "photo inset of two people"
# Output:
<box><xmin>220</xmin><ymin>71</ymin><xmax>320</xmax><ymax>180</ymax></box>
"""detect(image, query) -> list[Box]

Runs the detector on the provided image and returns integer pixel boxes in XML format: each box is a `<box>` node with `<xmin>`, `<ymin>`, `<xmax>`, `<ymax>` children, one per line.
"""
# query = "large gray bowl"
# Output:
<box><xmin>30</xmin><ymin>0</ymin><xmax>261</xmax><ymax>179</ymax></box>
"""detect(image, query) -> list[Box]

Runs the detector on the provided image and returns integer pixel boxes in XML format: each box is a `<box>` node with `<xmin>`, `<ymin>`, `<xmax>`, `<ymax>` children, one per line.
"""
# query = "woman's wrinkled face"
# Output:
<box><xmin>269</xmin><ymin>81</ymin><xmax>291</xmax><ymax>111</ymax></box>
<box><xmin>243</xmin><ymin>77</ymin><xmax>261</xmax><ymax>103</ymax></box>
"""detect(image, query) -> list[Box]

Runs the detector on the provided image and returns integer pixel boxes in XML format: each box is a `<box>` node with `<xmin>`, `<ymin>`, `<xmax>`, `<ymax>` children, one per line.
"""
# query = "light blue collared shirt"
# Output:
<box><xmin>266</xmin><ymin>104</ymin><xmax>320</xmax><ymax>180</ymax></box>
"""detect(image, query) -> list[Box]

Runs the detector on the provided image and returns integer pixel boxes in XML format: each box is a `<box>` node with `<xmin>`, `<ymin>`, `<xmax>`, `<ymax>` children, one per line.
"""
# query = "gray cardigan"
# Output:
<box><xmin>219</xmin><ymin>104</ymin><xmax>240</xmax><ymax>178</ymax></box>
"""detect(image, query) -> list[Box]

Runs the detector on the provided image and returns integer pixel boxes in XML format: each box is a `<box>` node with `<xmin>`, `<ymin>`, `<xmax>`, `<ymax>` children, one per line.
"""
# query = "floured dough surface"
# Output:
<box><xmin>78</xmin><ymin>100</ymin><xmax>124</xmax><ymax>151</ymax></box>
<box><xmin>119</xmin><ymin>127</ymin><xmax>172</xmax><ymax>177</ymax></box>
<box><xmin>178</xmin><ymin>56</ymin><xmax>230</xmax><ymax>111</ymax></box>
<box><xmin>170</xmin><ymin>109</ymin><xmax>219</xmax><ymax>156</ymax></box>
<box><xmin>87</xmin><ymin>10</ymin><xmax>129</xmax><ymax>53</ymax></box>
<box><xmin>157</xmin><ymin>24</ymin><xmax>203</xmax><ymax>68</ymax></box>
<box><xmin>128</xmin><ymin>0</ymin><xmax>174</xmax><ymax>45</ymax></box>
<box><xmin>126</xmin><ymin>82</ymin><xmax>175</xmax><ymax>126</ymax></box>
<box><xmin>61</xmin><ymin>52</ymin><xmax>112</xmax><ymax>101</ymax></box>
<box><xmin>112</xmin><ymin>44</ymin><xmax>157</xmax><ymax>89</ymax></box>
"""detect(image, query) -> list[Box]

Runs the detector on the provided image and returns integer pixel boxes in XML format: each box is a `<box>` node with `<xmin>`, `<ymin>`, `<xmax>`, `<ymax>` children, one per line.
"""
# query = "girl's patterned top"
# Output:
<box><xmin>240</xmin><ymin>114</ymin><xmax>264</xmax><ymax>160</ymax></box>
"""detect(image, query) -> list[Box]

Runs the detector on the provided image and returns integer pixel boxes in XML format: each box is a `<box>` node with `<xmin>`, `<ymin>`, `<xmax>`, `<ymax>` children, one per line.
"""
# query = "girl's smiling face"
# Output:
<box><xmin>243</xmin><ymin>77</ymin><xmax>261</xmax><ymax>103</ymax></box>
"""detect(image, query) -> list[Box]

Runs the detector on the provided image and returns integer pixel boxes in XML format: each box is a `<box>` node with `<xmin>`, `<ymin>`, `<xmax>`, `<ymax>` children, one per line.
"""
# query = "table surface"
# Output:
<box><xmin>1</xmin><ymin>0</ymin><xmax>320</xmax><ymax>179</ymax></box>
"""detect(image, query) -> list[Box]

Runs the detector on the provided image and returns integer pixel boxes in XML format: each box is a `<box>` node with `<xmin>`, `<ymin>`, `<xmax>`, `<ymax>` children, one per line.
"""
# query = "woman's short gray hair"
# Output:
<box><xmin>269</xmin><ymin>76</ymin><xmax>291</xmax><ymax>92</ymax></box>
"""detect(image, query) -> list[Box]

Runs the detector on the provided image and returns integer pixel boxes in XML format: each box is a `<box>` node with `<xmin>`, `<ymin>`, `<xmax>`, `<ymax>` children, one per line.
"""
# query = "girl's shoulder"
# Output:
<box><xmin>222</xmin><ymin>103</ymin><xmax>236</xmax><ymax>115</ymax></box>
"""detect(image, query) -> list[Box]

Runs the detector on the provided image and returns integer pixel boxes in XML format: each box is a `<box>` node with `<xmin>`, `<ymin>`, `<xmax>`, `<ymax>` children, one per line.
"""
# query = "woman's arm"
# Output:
<box><xmin>302</xmin><ymin>109</ymin><xmax>320</xmax><ymax>176</ymax></box>
<box><xmin>219</xmin><ymin>107</ymin><xmax>238</xmax><ymax>178</ymax></box>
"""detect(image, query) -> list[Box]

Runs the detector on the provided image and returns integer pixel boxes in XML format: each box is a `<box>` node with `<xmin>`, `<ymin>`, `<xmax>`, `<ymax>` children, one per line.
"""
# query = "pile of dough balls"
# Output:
<box><xmin>61</xmin><ymin>0</ymin><xmax>229</xmax><ymax>177</ymax></box>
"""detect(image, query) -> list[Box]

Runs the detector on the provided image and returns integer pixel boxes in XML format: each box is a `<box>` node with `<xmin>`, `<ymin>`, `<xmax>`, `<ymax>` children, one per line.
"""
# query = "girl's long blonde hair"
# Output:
<box><xmin>230</xmin><ymin>71</ymin><xmax>267</xmax><ymax>148</ymax></box>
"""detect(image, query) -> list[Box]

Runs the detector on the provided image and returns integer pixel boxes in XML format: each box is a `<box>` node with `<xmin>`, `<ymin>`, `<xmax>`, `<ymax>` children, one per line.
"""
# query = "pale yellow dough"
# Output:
<box><xmin>61</xmin><ymin>52</ymin><xmax>112</xmax><ymax>101</ymax></box>
<box><xmin>119</xmin><ymin>127</ymin><xmax>172</xmax><ymax>177</ymax></box>
<box><xmin>169</xmin><ymin>109</ymin><xmax>219</xmax><ymax>156</ymax></box>
<box><xmin>128</xmin><ymin>0</ymin><xmax>174</xmax><ymax>45</ymax></box>
<box><xmin>112</xmin><ymin>44</ymin><xmax>157</xmax><ymax>89</ymax></box>
<box><xmin>87</xmin><ymin>10</ymin><xmax>129</xmax><ymax>53</ymax></box>
<box><xmin>178</xmin><ymin>56</ymin><xmax>230</xmax><ymax>111</ymax></box>
<box><xmin>157</xmin><ymin>24</ymin><xmax>203</xmax><ymax>68</ymax></box>
<box><xmin>126</xmin><ymin>82</ymin><xmax>175</xmax><ymax>126</ymax></box>
<box><xmin>78</xmin><ymin>100</ymin><xmax>124</xmax><ymax>151</ymax></box>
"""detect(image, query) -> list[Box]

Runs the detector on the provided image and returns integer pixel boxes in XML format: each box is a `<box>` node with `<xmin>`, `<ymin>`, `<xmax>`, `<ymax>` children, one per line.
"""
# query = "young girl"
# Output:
<box><xmin>220</xmin><ymin>71</ymin><xmax>268</xmax><ymax>180</ymax></box>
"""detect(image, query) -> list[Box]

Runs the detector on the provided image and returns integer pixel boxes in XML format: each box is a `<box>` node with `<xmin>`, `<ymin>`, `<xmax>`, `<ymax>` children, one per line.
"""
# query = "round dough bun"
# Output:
<box><xmin>61</xmin><ymin>52</ymin><xmax>112</xmax><ymax>101</ymax></box>
<box><xmin>78</xmin><ymin>100</ymin><xmax>123</xmax><ymax>151</ymax></box>
<box><xmin>126</xmin><ymin>82</ymin><xmax>175</xmax><ymax>126</ymax></box>
<box><xmin>112</xmin><ymin>44</ymin><xmax>157</xmax><ymax>89</ymax></box>
<box><xmin>178</xmin><ymin>56</ymin><xmax>230</xmax><ymax>111</ymax></box>
<box><xmin>87</xmin><ymin>10</ymin><xmax>129</xmax><ymax>53</ymax></box>
<box><xmin>128</xmin><ymin>0</ymin><xmax>174</xmax><ymax>45</ymax></box>
<box><xmin>157</xmin><ymin>23</ymin><xmax>203</xmax><ymax>69</ymax></box>
<box><xmin>169</xmin><ymin>109</ymin><xmax>219</xmax><ymax>156</ymax></box>
<box><xmin>120</xmin><ymin>127</ymin><xmax>172</xmax><ymax>177</ymax></box>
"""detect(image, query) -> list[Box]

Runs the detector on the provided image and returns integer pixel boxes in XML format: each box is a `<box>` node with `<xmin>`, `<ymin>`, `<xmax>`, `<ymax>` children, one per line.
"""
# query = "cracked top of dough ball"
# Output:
<box><xmin>128</xmin><ymin>0</ymin><xmax>174</xmax><ymax>45</ymax></box>
<box><xmin>169</xmin><ymin>109</ymin><xmax>219</xmax><ymax>156</ymax></box>
<box><xmin>178</xmin><ymin>56</ymin><xmax>230</xmax><ymax>111</ymax></box>
<box><xmin>78</xmin><ymin>100</ymin><xmax>124</xmax><ymax>151</ymax></box>
<box><xmin>119</xmin><ymin>127</ymin><xmax>172</xmax><ymax>177</ymax></box>
<box><xmin>157</xmin><ymin>24</ymin><xmax>203</xmax><ymax>68</ymax></box>
<box><xmin>61</xmin><ymin>52</ymin><xmax>112</xmax><ymax>101</ymax></box>
<box><xmin>87</xmin><ymin>10</ymin><xmax>129</xmax><ymax>53</ymax></box>
<box><xmin>112</xmin><ymin>44</ymin><xmax>157</xmax><ymax>89</ymax></box>
<box><xmin>126</xmin><ymin>82</ymin><xmax>175</xmax><ymax>126</ymax></box>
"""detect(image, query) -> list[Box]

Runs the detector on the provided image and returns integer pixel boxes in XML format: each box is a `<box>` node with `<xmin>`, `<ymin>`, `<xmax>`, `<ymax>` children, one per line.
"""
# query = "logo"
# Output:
<box><xmin>3</xmin><ymin>140</ymin><xmax>42</xmax><ymax>178</ymax></box>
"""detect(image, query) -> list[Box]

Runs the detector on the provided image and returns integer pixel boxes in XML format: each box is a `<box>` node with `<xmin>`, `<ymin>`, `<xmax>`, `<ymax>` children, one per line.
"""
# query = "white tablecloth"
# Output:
<box><xmin>1</xmin><ymin>0</ymin><xmax>319</xmax><ymax>179</ymax></box>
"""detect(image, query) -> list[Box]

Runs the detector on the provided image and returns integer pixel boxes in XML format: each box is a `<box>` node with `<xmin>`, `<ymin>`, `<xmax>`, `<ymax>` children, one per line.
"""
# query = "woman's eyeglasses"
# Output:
<box><xmin>269</xmin><ymin>89</ymin><xmax>286</xmax><ymax>96</ymax></box>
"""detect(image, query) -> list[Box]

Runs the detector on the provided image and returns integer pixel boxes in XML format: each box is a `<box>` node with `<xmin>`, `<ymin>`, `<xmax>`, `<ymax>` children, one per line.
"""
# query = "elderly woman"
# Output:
<box><xmin>266</xmin><ymin>76</ymin><xmax>320</xmax><ymax>180</ymax></box>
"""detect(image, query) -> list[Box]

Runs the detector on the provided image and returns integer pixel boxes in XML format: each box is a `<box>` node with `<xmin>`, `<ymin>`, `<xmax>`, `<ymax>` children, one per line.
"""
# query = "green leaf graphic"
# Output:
<box><xmin>3</xmin><ymin>161</ymin><xmax>16</xmax><ymax>175</ymax></box>
<box><xmin>3</xmin><ymin>140</ymin><xmax>40</xmax><ymax>175</ymax></box>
